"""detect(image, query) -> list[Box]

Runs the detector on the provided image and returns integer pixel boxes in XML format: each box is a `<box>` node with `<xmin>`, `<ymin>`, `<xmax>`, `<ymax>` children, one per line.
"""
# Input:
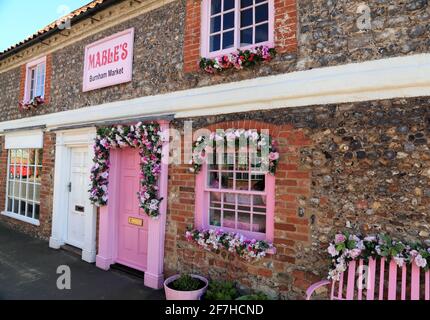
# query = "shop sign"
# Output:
<box><xmin>83</xmin><ymin>28</ymin><xmax>134</xmax><ymax>92</ymax></box>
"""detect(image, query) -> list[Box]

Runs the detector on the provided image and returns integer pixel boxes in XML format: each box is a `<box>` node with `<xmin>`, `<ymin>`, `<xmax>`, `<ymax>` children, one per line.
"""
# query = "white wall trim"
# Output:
<box><xmin>4</xmin><ymin>129</ymin><xmax>44</xmax><ymax>149</ymax></box>
<box><xmin>1</xmin><ymin>54</ymin><xmax>430</xmax><ymax>132</ymax></box>
<box><xmin>49</xmin><ymin>127</ymin><xmax>97</xmax><ymax>263</ymax></box>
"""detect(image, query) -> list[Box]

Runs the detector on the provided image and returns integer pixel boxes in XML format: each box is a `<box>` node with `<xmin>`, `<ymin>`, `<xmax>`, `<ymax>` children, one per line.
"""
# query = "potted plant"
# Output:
<box><xmin>164</xmin><ymin>273</ymin><xmax>208</xmax><ymax>300</ymax></box>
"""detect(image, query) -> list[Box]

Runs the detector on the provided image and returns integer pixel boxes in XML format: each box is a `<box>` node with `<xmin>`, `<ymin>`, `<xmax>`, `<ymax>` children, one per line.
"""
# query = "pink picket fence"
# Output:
<box><xmin>306</xmin><ymin>258</ymin><xmax>430</xmax><ymax>300</ymax></box>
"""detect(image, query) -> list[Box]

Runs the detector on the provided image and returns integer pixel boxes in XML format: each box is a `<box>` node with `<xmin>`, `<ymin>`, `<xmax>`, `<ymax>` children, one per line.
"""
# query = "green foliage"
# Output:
<box><xmin>205</xmin><ymin>280</ymin><xmax>239</xmax><ymax>300</ymax></box>
<box><xmin>170</xmin><ymin>274</ymin><xmax>203</xmax><ymax>291</ymax></box>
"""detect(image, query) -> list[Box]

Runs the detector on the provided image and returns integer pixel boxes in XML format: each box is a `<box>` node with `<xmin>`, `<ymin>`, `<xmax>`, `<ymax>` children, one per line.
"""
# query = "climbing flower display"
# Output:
<box><xmin>186</xmin><ymin>228</ymin><xmax>274</xmax><ymax>262</ymax></box>
<box><xmin>199</xmin><ymin>46</ymin><xmax>276</xmax><ymax>74</ymax></box>
<box><xmin>191</xmin><ymin>129</ymin><xmax>279</xmax><ymax>175</ymax></box>
<box><xmin>327</xmin><ymin>232</ymin><xmax>430</xmax><ymax>281</ymax></box>
<box><xmin>89</xmin><ymin>122</ymin><xmax>164</xmax><ymax>218</ymax></box>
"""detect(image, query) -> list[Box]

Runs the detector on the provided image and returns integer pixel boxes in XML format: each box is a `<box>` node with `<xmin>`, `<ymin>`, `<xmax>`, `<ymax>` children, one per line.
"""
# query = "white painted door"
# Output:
<box><xmin>66</xmin><ymin>147</ymin><xmax>88</xmax><ymax>249</ymax></box>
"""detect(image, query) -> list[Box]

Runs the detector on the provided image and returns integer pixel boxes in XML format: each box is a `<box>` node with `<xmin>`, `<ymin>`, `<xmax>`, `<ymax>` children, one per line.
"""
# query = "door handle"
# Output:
<box><xmin>67</xmin><ymin>182</ymin><xmax>72</xmax><ymax>192</ymax></box>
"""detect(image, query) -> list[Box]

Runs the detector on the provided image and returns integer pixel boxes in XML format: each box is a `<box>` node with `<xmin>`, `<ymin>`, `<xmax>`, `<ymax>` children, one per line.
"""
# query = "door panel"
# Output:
<box><xmin>66</xmin><ymin>148</ymin><xmax>88</xmax><ymax>249</ymax></box>
<box><xmin>116</xmin><ymin>148</ymin><xmax>148</xmax><ymax>271</ymax></box>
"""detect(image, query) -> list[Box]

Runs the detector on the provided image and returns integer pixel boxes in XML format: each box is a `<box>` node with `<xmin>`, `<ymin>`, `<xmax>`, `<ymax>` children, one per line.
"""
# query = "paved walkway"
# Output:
<box><xmin>0</xmin><ymin>222</ymin><xmax>164</xmax><ymax>300</ymax></box>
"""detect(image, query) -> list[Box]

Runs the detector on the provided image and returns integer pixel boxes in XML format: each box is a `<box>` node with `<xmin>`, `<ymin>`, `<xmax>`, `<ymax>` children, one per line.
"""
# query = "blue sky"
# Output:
<box><xmin>0</xmin><ymin>0</ymin><xmax>90</xmax><ymax>51</ymax></box>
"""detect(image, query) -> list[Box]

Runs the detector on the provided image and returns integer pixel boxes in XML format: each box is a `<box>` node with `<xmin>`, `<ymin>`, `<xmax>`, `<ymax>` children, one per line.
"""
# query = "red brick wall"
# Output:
<box><xmin>183</xmin><ymin>0</ymin><xmax>298</xmax><ymax>73</ymax></box>
<box><xmin>164</xmin><ymin>119</ymin><xmax>317</xmax><ymax>299</ymax></box>
<box><xmin>0</xmin><ymin>133</ymin><xmax>55</xmax><ymax>240</ymax></box>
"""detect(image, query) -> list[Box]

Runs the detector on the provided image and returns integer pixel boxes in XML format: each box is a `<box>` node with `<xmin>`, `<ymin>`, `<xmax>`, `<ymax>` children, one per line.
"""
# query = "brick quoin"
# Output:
<box><xmin>164</xmin><ymin>119</ymin><xmax>311</xmax><ymax>298</ymax></box>
<box><xmin>183</xmin><ymin>0</ymin><xmax>298</xmax><ymax>73</ymax></box>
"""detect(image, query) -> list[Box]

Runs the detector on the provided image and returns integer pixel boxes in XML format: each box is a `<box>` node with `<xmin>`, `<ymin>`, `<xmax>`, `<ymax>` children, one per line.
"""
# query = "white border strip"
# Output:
<box><xmin>1</xmin><ymin>53</ymin><xmax>430</xmax><ymax>132</ymax></box>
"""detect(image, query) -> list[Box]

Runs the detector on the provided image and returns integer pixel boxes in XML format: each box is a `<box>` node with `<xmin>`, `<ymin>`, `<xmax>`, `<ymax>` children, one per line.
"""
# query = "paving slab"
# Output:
<box><xmin>0</xmin><ymin>222</ymin><xmax>165</xmax><ymax>300</ymax></box>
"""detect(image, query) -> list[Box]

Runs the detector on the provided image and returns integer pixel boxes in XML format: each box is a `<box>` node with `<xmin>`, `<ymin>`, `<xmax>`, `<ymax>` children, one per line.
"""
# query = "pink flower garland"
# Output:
<box><xmin>199</xmin><ymin>46</ymin><xmax>276</xmax><ymax>74</ymax></box>
<box><xmin>327</xmin><ymin>232</ymin><xmax>430</xmax><ymax>281</ymax></box>
<box><xmin>186</xmin><ymin>228</ymin><xmax>273</xmax><ymax>262</ymax></box>
<box><xmin>89</xmin><ymin>123</ymin><xmax>164</xmax><ymax>218</ymax></box>
<box><xmin>19</xmin><ymin>96</ymin><xmax>45</xmax><ymax>111</ymax></box>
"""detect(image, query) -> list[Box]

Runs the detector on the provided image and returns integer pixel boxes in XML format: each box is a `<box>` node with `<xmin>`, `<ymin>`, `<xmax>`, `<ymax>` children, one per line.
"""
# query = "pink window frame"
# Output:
<box><xmin>200</xmin><ymin>0</ymin><xmax>275</xmax><ymax>59</ymax></box>
<box><xmin>194</xmin><ymin>155</ymin><xmax>275</xmax><ymax>242</ymax></box>
<box><xmin>23</xmin><ymin>56</ymin><xmax>46</xmax><ymax>101</ymax></box>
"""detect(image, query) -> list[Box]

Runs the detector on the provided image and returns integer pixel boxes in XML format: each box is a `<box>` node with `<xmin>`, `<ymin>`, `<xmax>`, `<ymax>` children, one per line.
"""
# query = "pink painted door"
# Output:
<box><xmin>116</xmin><ymin>148</ymin><xmax>148</xmax><ymax>271</ymax></box>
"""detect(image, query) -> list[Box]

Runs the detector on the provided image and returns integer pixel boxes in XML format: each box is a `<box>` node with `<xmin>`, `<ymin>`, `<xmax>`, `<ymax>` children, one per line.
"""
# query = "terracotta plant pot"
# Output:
<box><xmin>164</xmin><ymin>274</ymin><xmax>208</xmax><ymax>300</ymax></box>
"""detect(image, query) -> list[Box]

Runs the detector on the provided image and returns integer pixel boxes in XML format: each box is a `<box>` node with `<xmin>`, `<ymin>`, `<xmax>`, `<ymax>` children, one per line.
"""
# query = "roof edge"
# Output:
<box><xmin>0</xmin><ymin>0</ymin><xmax>122</xmax><ymax>62</ymax></box>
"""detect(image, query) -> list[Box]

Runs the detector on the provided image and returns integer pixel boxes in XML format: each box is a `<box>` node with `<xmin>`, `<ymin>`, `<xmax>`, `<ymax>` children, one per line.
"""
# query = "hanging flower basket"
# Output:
<box><xmin>19</xmin><ymin>96</ymin><xmax>45</xmax><ymax>111</ymax></box>
<box><xmin>200</xmin><ymin>45</ymin><xmax>276</xmax><ymax>74</ymax></box>
<box><xmin>89</xmin><ymin>122</ymin><xmax>165</xmax><ymax>218</ymax></box>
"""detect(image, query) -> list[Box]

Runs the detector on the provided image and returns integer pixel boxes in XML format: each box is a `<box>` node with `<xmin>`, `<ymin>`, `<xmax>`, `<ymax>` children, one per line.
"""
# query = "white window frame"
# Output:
<box><xmin>201</xmin><ymin>0</ymin><xmax>275</xmax><ymax>58</ymax></box>
<box><xmin>2</xmin><ymin>148</ymin><xmax>42</xmax><ymax>226</ymax></box>
<box><xmin>24</xmin><ymin>56</ymin><xmax>46</xmax><ymax>102</ymax></box>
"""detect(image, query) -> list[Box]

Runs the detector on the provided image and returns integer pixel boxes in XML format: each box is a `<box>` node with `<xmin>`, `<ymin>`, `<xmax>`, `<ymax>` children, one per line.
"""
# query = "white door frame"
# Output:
<box><xmin>49</xmin><ymin>127</ymin><xmax>97</xmax><ymax>263</ymax></box>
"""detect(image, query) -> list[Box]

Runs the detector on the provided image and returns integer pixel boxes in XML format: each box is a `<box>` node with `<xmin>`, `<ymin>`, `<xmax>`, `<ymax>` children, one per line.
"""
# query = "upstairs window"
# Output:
<box><xmin>202</xmin><ymin>0</ymin><xmax>274</xmax><ymax>57</ymax></box>
<box><xmin>25</xmin><ymin>57</ymin><xmax>46</xmax><ymax>101</ymax></box>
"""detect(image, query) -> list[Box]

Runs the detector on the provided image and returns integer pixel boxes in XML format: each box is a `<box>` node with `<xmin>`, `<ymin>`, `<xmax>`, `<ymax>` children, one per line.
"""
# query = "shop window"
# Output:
<box><xmin>196</xmin><ymin>142</ymin><xmax>275</xmax><ymax>241</ymax></box>
<box><xmin>202</xmin><ymin>0</ymin><xmax>274</xmax><ymax>58</ymax></box>
<box><xmin>24</xmin><ymin>57</ymin><xmax>46</xmax><ymax>101</ymax></box>
<box><xmin>5</xmin><ymin>149</ymin><xmax>43</xmax><ymax>223</ymax></box>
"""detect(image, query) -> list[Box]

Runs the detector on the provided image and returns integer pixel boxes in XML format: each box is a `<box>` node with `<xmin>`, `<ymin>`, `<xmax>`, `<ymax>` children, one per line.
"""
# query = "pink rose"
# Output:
<box><xmin>269</xmin><ymin>152</ymin><xmax>279</xmax><ymax>161</ymax></box>
<box><xmin>349</xmin><ymin>248</ymin><xmax>361</xmax><ymax>259</ymax></box>
<box><xmin>334</xmin><ymin>234</ymin><xmax>346</xmax><ymax>244</ymax></box>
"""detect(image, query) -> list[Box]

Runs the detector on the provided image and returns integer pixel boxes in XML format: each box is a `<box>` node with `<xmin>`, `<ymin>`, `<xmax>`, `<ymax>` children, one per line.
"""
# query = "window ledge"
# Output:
<box><xmin>1</xmin><ymin>211</ymin><xmax>40</xmax><ymax>226</ymax></box>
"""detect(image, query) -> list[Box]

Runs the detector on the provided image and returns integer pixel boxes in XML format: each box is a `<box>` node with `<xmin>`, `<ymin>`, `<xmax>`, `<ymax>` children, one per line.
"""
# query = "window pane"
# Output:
<box><xmin>34</xmin><ymin>184</ymin><xmax>41</xmax><ymax>202</ymax></box>
<box><xmin>223</xmin><ymin>0</ymin><xmax>235</xmax><ymax>11</ymax></box>
<box><xmin>241</xmin><ymin>8</ymin><xmax>253</xmax><ymax>27</ymax></box>
<box><xmin>20</xmin><ymin>182</ymin><xmax>27</xmax><ymax>200</ymax></box>
<box><xmin>253</xmin><ymin>214</ymin><xmax>266</xmax><ymax>233</ymax></box>
<box><xmin>34</xmin><ymin>204</ymin><xmax>40</xmax><ymax>220</ymax></box>
<box><xmin>26</xmin><ymin>203</ymin><xmax>33</xmax><ymax>218</ymax></box>
<box><xmin>208</xmin><ymin>171</ymin><xmax>220</xmax><ymax>188</ymax></box>
<box><xmin>255</xmin><ymin>3</ymin><xmax>268</xmax><ymax>23</ymax></box>
<box><xmin>13</xmin><ymin>200</ymin><xmax>19</xmax><ymax>214</ymax></box>
<box><xmin>251</xmin><ymin>174</ymin><xmax>265</xmax><ymax>191</ymax></box>
<box><xmin>19</xmin><ymin>200</ymin><xmax>26</xmax><ymax>216</ymax></box>
<box><xmin>241</xmin><ymin>0</ymin><xmax>253</xmax><ymax>8</ymax></box>
<box><xmin>7</xmin><ymin>198</ymin><xmax>12</xmax><ymax>212</ymax></box>
<box><xmin>222</xmin><ymin>210</ymin><xmax>236</xmax><ymax>228</ymax></box>
<box><xmin>238</xmin><ymin>193</ymin><xmax>252</xmax><ymax>206</ymax></box>
<box><xmin>220</xmin><ymin>171</ymin><xmax>234</xmax><ymax>189</ymax></box>
<box><xmin>222</xmin><ymin>31</ymin><xmax>234</xmax><ymax>49</ymax></box>
<box><xmin>36</xmin><ymin>149</ymin><xmax>43</xmax><ymax>166</ymax></box>
<box><xmin>210</xmin><ymin>34</ymin><xmax>221</xmax><ymax>52</ymax></box>
<box><xmin>223</xmin><ymin>11</ymin><xmax>234</xmax><ymax>30</ymax></box>
<box><xmin>254</xmin><ymin>195</ymin><xmax>266</xmax><ymax>208</ymax></box>
<box><xmin>224</xmin><ymin>193</ymin><xmax>235</xmax><ymax>210</ymax></box>
<box><xmin>211</xmin><ymin>0</ymin><xmax>222</xmax><ymax>15</ymax></box>
<box><xmin>210</xmin><ymin>192</ymin><xmax>222</xmax><ymax>207</ymax></box>
<box><xmin>209</xmin><ymin>208</ymin><xmax>221</xmax><ymax>226</ymax></box>
<box><xmin>237</xmin><ymin>212</ymin><xmax>251</xmax><ymax>231</ymax></box>
<box><xmin>240</xmin><ymin>28</ymin><xmax>253</xmax><ymax>46</ymax></box>
<box><xmin>210</xmin><ymin>16</ymin><xmax>221</xmax><ymax>33</ymax></box>
<box><xmin>255</xmin><ymin>23</ymin><xmax>269</xmax><ymax>43</ymax></box>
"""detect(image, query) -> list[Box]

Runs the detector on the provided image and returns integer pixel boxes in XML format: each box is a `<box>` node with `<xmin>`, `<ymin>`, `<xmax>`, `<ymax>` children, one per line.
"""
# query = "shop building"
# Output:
<box><xmin>0</xmin><ymin>0</ymin><xmax>429</xmax><ymax>299</ymax></box>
